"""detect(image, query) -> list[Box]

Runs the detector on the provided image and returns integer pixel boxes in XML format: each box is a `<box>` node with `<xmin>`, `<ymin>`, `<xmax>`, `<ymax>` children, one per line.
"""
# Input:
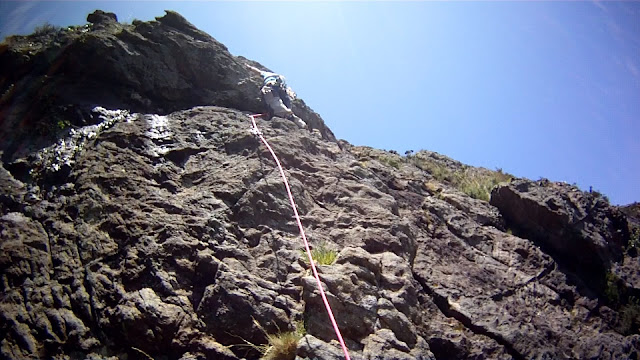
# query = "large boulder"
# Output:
<box><xmin>490</xmin><ymin>179</ymin><xmax>629</xmax><ymax>275</ymax></box>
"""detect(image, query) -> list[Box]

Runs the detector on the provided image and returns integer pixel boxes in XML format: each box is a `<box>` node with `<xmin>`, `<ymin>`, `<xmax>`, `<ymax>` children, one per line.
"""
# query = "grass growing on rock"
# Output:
<box><xmin>33</xmin><ymin>22</ymin><xmax>61</xmax><ymax>37</ymax></box>
<box><xmin>413</xmin><ymin>158</ymin><xmax>457</xmax><ymax>183</ymax></box>
<box><xmin>457</xmin><ymin>169</ymin><xmax>513</xmax><ymax>201</ymax></box>
<box><xmin>605</xmin><ymin>271</ymin><xmax>623</xmax><ymax>305</ymax></box>
<box><xmin>412</xmin><ymin>152</ymin><xmax>513</xmax><ymax>201</ymax></box>
<box><xmin>378</xmin><ymin>154</ymin><xmax>402</xmax><ymax>169</ymax></box>
<box><xmin>619</xmin><ymin>297</ymin><xmax>640</xmax><ymax>335</ymax></box>
<box><xmin>602</xmin><ymin>271</ymin><xmax>640</xmax><ymax>334</ymax></box>
<box><xmin>251</xmin><ymin>320</ymin><xmax>305</xmax><ymax>360</ymax></box>
<box><xmin>350</xmin><ymin>147</ymin><xmax>513</xmax><ymax>201</ymax></box>
<box><xmin>301</xmin><ymin>242</ymin><xmax>337</xmax><ymax>266</ymax></box>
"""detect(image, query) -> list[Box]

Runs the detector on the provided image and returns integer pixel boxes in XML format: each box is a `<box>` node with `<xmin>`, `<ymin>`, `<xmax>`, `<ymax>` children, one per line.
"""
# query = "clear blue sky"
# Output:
<box><xmin>2</xmin><ymin>1</ymin><xmax>639</xmax><ymax>205</ymax></box>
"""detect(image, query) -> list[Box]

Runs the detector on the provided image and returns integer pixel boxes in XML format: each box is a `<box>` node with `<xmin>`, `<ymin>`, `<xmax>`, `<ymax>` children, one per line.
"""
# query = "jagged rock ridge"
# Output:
<box><xmin>1</xmin><ymin>10</ymin><xmax>639</xmax><ymax>360</ymax></box>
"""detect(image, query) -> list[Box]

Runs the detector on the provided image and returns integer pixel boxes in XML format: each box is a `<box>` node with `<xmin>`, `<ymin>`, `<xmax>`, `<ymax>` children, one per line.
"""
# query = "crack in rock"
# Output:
<box><xmin>490</xmin><ymin>261</ymin><xmax>556</xmax><ymax>302</ymax></box>
<box><xmin>412</xmin><ymin>271</ymin><xmax>526</xmax><ymax>360</ymax></box>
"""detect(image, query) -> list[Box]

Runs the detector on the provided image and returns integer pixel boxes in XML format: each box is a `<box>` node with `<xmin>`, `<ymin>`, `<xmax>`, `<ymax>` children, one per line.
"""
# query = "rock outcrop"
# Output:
<box><xmin>1</xmin><ymin>10</ymin><xmax>639</xmax><ymax>360</ymax></box>
<box><xmin>0</xmin><ymin>10</ymin><xmax>335</xmax><ymax>166</ymax></box>
<box><xmin>491</xmin><ymin>179</ymin><xmax>632</xmax><ymax>284</ymax></box>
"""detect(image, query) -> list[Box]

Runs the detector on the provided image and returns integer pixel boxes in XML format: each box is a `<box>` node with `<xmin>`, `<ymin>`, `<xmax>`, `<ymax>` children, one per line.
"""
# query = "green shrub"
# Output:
<box><xmin>301</xmin><ymin>243</ymin><xmax>337</xmax><ymax>266</ymax></box>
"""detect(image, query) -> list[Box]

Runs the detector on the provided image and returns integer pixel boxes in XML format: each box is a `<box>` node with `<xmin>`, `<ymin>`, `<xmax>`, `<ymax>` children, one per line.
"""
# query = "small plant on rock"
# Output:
<box><xmin>413</xmin><ymin>158</ymin><xmax>454</xmax><ymax>183</ymax></box>
<box><xmin>301</xmin><ymin>242</ymin><xmax>337</xmax><ymax>266</ymax></box>
<box><xmin>251</xmin><ymin>319</ymin><xmax>305</xmax><ymax>360</ymax></box>
<box><xmin>618</xmin><ymin>297</ymin><xmax>640</xmax><ymax>335</ymax></box>
<box><xmin>451</xmin><ymin>168</ymin><xmax>512</xmax><ymax>201</ymax></box>
<box><xmin>378</xmin><ymin>154</ymin><xmax>402</xmax><ymax>169</ymax></box>
<box><xmin>605</xmin><ymin>271</ymin><xmax>622</xmax><ymax>305</ymax></box>
<box><xmin>57</xmin><ymin>118</ymin><xmax>71</xmax><ymax>130</ymax></box>
<box><xmin>459</xmin><ymin>179</ymin><xmax>490</xmax><ymax>201</ymax></box>
<box><xmin>33</xmin><ymin>22</ymin><xmax>61</xmax><ymax>37</ymax></box>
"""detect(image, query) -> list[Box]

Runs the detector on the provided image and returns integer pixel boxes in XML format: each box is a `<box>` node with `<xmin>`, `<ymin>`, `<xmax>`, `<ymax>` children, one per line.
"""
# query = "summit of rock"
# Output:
<box><xmin>1</xmin><ymin>10</ymin><xmax>639</xmax><ymax>360</ymax></box>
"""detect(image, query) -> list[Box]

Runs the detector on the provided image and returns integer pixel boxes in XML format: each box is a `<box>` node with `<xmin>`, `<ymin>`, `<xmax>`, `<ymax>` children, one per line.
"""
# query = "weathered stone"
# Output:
<box><xmin>0</xmin><ymin>9</ymin><xmax>639</xmax><ymax>360</ymax></box>
<box><xmin>0</xmin><ymin>10</ymin><xmax>335</xmax><ymax>166</ymax></box>
<box><xmin>491</xmin><ymin>179</ymin><xmax>628</xmax><ymax>270</ymax></box>
<box><xmin>296</xmin><ymin>334</ymin><xmax>354</xmax><ymax>360</ymax></box>
<box><xmin>87</xmin><ymin>10</ymin><xmax>118</xmax><ymax>24</ymax></box>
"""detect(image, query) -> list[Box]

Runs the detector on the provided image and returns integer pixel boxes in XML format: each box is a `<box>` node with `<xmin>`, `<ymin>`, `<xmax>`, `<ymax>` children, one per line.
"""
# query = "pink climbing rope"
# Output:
<box><xmin>248</xmin><ymin>114</ymin><xmax>351</xmax><ymax>360</ymax></box>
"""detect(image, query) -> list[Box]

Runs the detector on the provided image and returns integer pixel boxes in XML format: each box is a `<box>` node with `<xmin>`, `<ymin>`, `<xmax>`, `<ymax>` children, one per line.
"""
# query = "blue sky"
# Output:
<box><xmin>1</xmin><ymin>1</ymin><xmax>639</xmax><ymax>205</ymax></box>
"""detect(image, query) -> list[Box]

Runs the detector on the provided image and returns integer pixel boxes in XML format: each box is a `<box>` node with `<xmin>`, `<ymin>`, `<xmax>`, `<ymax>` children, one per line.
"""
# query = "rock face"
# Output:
<box><xmin>0</xmin><ymin>10</ymin><xmax>336</xmax><ymax>166</ymax></box>
<box><xmin>1</xmin><ymin>10</ymin><xmax>639</xmax><ymax>360</ymax></box>
<box><xmin>491</xmin><ymin>179</ymin><xmax>630</xmax><ymax>280</ymax></box>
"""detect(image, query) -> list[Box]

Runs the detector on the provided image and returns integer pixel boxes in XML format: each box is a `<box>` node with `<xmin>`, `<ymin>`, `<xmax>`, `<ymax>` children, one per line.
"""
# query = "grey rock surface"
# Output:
<box><xmin>491</xmin><ymin>179</ymin><xmax>629</xmax><ymax>269</ymax></box>
<box><xmin>0</xmin><ymin>10</ymin><xmax>335</xmax><ymax>165</ymax></box>
<box><xmin>1</xmin><ymin>9</ymin><xmax>639</xmax><ymax>360</ymax></box>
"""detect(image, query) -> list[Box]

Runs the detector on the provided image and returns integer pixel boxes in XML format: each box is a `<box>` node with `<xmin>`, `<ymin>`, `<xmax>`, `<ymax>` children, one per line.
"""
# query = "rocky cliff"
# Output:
<box><xmin>1</xmin><ymin>10</ymin><xmax>639</xmax><ymax>360</ymax></box>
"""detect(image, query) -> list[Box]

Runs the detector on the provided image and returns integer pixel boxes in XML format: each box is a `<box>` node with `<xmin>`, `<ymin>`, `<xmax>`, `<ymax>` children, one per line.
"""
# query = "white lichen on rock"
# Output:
<box><xmin>144</xmin><ymin>114</ymin><xmax>172</xmax><ymax>156</ymax></box>
<box><xmin>30</xmin><ymin>107</ymin><xmax>136</xmax><ymax>178</ymax></box>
